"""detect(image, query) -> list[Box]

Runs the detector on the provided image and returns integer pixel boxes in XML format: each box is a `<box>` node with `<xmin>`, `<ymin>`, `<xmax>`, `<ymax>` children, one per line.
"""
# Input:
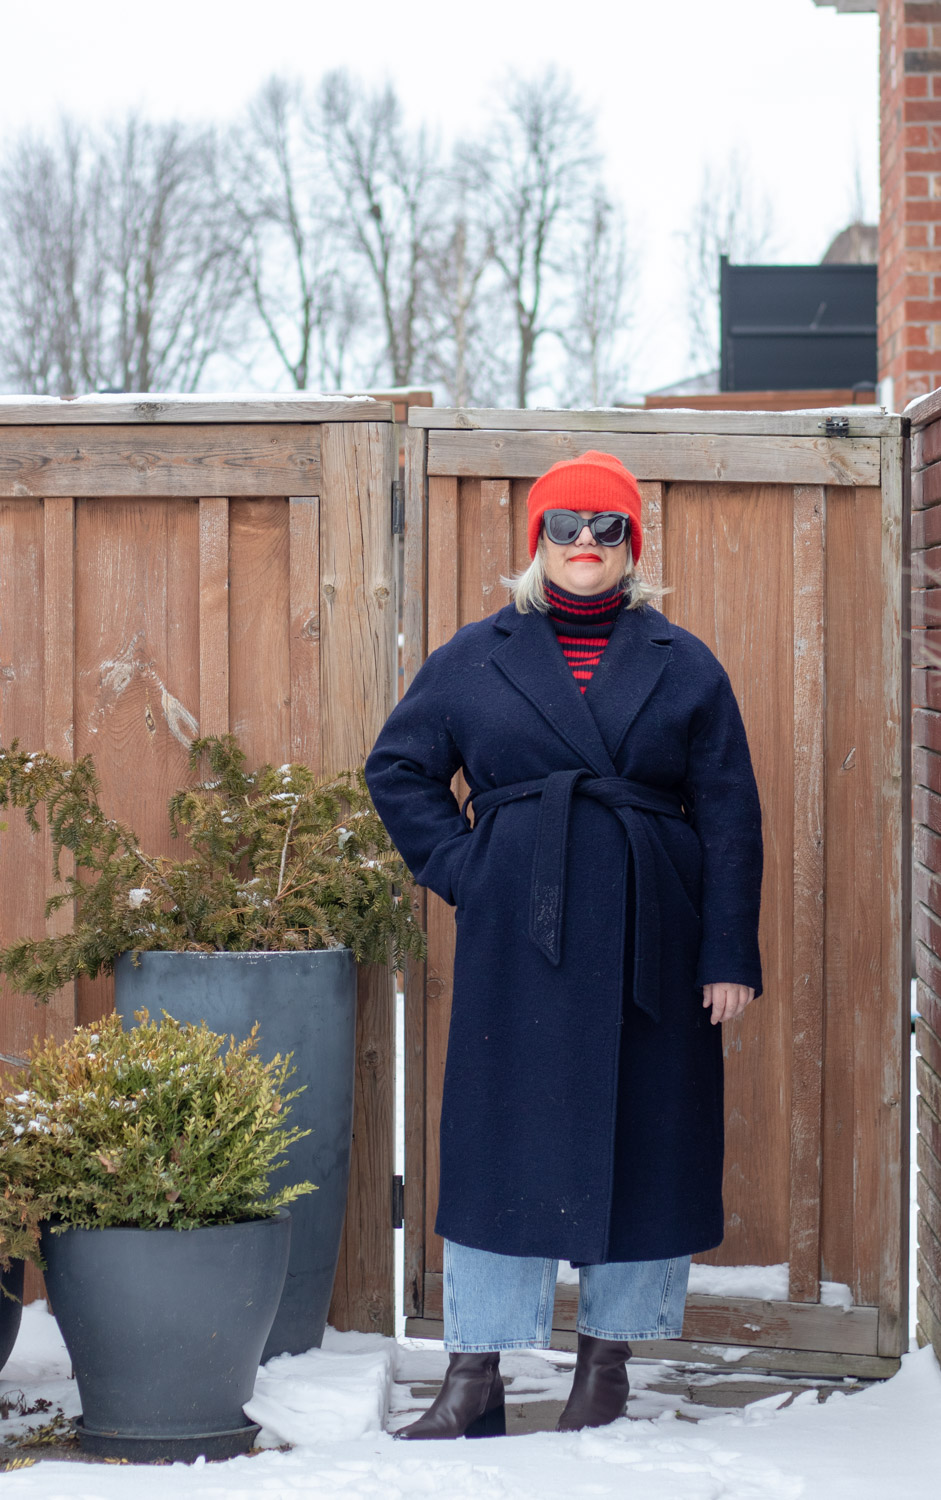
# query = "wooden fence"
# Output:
<box><xmin>401</xmin><ymin>406</ymin><xmax>910</xmax><ymax>1377</ymax></box>
<box><xmin>0</xmin><ymin>395</ymin><xmax>398</xmax><ymax>1334</ymax></box>
<box><xmin>908</xmin><ymin>386</ymin><xmax>941</xmax><ymax>1366</ymax></box>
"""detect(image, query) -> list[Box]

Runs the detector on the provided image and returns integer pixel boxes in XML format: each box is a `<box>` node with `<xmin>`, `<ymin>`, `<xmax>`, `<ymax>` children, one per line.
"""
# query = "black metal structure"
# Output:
<box><xmin>719</xmin><ymin>257</ymin><xmax>877</xmax><ymax>392</ymax></box>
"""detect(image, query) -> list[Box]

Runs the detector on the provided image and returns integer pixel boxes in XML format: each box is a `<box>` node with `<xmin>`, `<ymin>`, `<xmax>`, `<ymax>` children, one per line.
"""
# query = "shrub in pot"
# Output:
<box><xmin>1</xmin><ymin>1009</ymin><xmax>312</xmax><ymax>1460</ymax></box>
<box><xmin>0</xmin><ymin>735</ymin><xmax>423</xmax><ymax>1355</ymax></box>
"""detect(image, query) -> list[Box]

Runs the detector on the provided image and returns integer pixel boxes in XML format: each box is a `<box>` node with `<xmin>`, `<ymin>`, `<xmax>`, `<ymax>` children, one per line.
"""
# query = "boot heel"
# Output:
<box><xmin>465</xmin><ymin>1402</ymin><xmax>506</xmax><ymax>1439</ymax></box>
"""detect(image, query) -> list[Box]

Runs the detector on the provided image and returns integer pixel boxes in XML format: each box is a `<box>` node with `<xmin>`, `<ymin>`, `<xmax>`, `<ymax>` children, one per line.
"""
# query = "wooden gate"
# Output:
<box><xmin>401</xmin><ymin>406</ymin><xmax>910</xmax><ymax>1377</ymax></box>
<box><xmin>0</xmin><ymin>394</ymin><xmax>398</xmax><ymax>1334</ymax></box>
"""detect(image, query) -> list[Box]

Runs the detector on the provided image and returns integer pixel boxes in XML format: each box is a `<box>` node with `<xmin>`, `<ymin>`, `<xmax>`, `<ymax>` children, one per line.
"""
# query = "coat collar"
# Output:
<box><xmin>489</xmin><ymin>603</ymin><xmax>673</xmax><ymax>772</ymax></box>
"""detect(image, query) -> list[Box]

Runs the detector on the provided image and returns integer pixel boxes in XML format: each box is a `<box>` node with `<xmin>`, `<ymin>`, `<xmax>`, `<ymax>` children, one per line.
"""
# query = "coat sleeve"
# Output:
<box><xmin>365</xmin><ymin>648</ymin><xmax>471</xmax><ymax>907</ymax></box>
<box><xmin>685</xmin><ymin>666</ymin><xmax>764</xmax><ymax>997</ymax></box>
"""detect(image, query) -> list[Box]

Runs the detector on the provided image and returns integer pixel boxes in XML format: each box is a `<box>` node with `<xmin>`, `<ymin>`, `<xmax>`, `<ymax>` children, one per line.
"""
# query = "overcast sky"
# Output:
<box><xmin>3</xmin><ymin>0</ymin><xmax>879</xmax><ymax>395</ymax></box>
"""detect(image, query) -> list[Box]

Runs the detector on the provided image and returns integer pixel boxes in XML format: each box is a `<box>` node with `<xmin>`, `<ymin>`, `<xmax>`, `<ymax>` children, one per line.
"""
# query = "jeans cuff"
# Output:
<box><xmin>445</xmin><ymin>1337</ymin><xmax>551</xmax><ymax>1352</ymax></box>
<box><xmin>577</xmin><ymin>1322</ymin><xmax>683</xmax><ymax>1341</ymax></box>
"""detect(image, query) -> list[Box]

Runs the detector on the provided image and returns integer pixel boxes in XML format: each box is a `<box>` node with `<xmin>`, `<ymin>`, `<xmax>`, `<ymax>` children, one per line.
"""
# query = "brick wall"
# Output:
<box><xmin>910</xmin><ymin>400</ymin><xmax>941</xmax><ymax>1362</ymax></box>
<box><xmin>876</xmin><ymin>2</ymin><xmax>941</xmax><ymax>407</ymax></box>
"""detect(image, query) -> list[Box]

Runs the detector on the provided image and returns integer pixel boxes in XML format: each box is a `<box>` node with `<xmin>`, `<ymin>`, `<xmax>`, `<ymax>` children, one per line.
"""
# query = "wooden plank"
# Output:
<box><xmin>402</xmin><ymin>428</ymin><xmax>428</xmax><ymax>1316</ymax></box>
<box><xmin>422</xmin><ymin>474</ymin><xmax>461</xmax><ymax>1282</ymax></box>
<box><xmin>0</xmin><ymin>396</ymin><xmax>394</xmax><ymax>425</ymax></box>
<box><xmin>228</xmin><ymin>499</ymin><xmax>290</xmax><ymax>768</ymax></box>
<box><xmin>789</xmin><ymin>486</ymin><xmax>826</xmax><ymax>1303</ymax></box>
<box><xmin>878</xmin><ymin>424</ymin><xmax>910</xmax><ymax>1358</ymax></box>
<box><xmin>403</xmin><ymin>888</ymin><xmax>427</xmax><ymax>1318</ymax></box>
<box><xmin>0</xmin><ymin>501</ymin><xmax>48</xmax><ymax>1064</ymax></box>
<box><xmin>821</xmin><ymin>489</ymin><xmax>858</xmax><ymax>1296</ymax></box>
<box><xmin>665</xmin><ymin>484</ymin><xmax>793</xmax><ymax>1268</ymax></box>
<box><xmin>401</xmin><ymin>1316</ymin><xmax>898</xmax><ymax>1377</ymax></box>
<box><xmin>411</xmin><ymin>408</ymin><xmax>898</xmax><ymax>440</ymax></box>
<box><xmin>639</xmin><ymin>481</ymin><xmax>663</xmax><ymax>595</ymax></box>
<box><xmin>73</xmin><ymin>498</ymin><xmax>200</xmax><ymax>1027</ymax></box>
<box><xmin>850</xmin><ymin>488</ymin><xmax>885</xmax><ymax>1316</ymax></box>
<box><xmin>198</xmin><ymin>498</ymin><xmax>229</xmax><ymax>739</ymax></box>
<box><xmin>402</xmin><ymin>425</ymin><xmax>427</xmax><ymax>691</ymax></box>
<box><xmin>420</xmin><ymin>1272</ymin><xmax>880</xmax><ymax>1356</ymax></box>
<box><xmin>427</xmin><ymin>478</ymin><xmax>459</xmax><ymax>654</ymax></box>
<box><xmin>908</xmin><ymin>386</ymin><xmax>941</xmax><ymax>430</ymax></box>
<box><xmin>319</xmin><ymin>422</ymin><xmax>397</xmax><ymax>1336</ymax></box>
<box><xmin>42</xmin><ymin>497</ymin><xmax>77</xmax><ymax>1042</ymax></box>
<box><xmin>427</xmin><ymin>431</ymin><xmax>881</xmax><ymax>487</ymax></box>
<box><xmin>479</xmin><ymin>479</ymin><xmax>512</xmax><ymax>614</ymax></box>
<box><xmin>288</xmin><ymin>497</ymin><xmax>320</xmax><ymax>769</ymax></box>
<box><xmin>0</xmin><ymin>426</ymin><xmax>321</xmax><ymax>498</ymax></box>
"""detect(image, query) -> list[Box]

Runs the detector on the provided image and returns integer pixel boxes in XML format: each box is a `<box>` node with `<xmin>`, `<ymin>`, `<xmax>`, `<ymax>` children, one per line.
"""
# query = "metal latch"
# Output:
<box><xmin>392</xmin><ymin>1174</ymin><xmax>404</xmax><ymax>1229</ymax></box>
<box><xmin>392</xmin><ymin>480</ymin><xmax>405</xmax><ymax>536</ymax></box>
<box><xmin>821</xmin><ymin>416</ymin><xmax>850</xmax><ymax>438</ymax></box>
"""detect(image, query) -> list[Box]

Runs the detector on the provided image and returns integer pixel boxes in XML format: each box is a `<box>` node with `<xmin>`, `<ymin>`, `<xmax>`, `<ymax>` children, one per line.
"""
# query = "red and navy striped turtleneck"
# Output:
<box><xmin>544</xmin><ymin>581</ymin><xmax>625</xmax><ymax>693</ymax></box>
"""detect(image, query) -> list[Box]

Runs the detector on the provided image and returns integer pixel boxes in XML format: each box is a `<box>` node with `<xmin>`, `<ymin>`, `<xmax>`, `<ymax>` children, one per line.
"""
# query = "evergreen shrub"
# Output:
<box><xmin>0</xmin><ymin>733</ymin><xmax>424</xmax><ymax>1003</ymax></box>
<box><xmin>1</xmin><ymin>1010</ymin><xmax>314</xmax><ymax>1267</ymax></box>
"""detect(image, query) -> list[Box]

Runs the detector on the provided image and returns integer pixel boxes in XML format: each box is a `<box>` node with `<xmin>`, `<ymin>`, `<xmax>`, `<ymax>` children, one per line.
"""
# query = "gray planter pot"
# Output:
<box><xmin>0</xmin><ymin>1258</ymin><xmax>24</xmax><ymax>1374</ymax></box>
<box><xmin>114</xmin><ymin>948</ymin><xmax>357</xmax><ymax>1359</ymax></box>
<box><xmin>43</xmin><ymin>1211</ymin><xmax>290</xmax><ymax>1461</ymax></box>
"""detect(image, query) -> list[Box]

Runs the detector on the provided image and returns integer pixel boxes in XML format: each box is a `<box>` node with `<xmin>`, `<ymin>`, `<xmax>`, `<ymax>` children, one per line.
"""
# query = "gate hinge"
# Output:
<box><xmin>392</xmin><ymin>1174</ymin><xmax>404</xmax><ymax>1229</ymax></box>
<box><xmin>820</xmin><ymin>415</ymin><xmax>850</xmax><ymax>438</ymax></box>
<box><xmin>392</xmin><ymin>480</ymin><xmax>405</xmax><ymax>536</ymax></box>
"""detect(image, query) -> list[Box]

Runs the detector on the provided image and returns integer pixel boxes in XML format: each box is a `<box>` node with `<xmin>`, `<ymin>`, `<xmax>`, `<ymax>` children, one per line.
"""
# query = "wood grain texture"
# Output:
<box><xmin>852</xmin><ymin>490</ymin><xmax>887</xmax><ymax>1317</ymax></box>
<box><xmin>228</xmin><ymin>499</ymin><xmax>290</xmax><ymax>768</ymax></box>
<box><xmin>420</xmin><ymin>1273</ymin><xmax>880</xmax><ymax>1355</ymax></box>
<box><xmin>639</xmin><ymin>481</ymin><xmax>664</xmax><ymax>594</ymax></box>
<box><xmin>411</xmin><ymin>407</ymin><xmax>897</xmax><ymax>439</ymax></box>
<box><xmin>0</xmin><ymin>426</ymin><xmax>321</xmax><ymax>498</ymax></box>
<box><xmin>318</xmin><ymin>423</ymin><xmax>397</xmax><ymax>1336</ymax></box>
<box><xmin>665</xmin><ymin>483</ymin><xmax>793</xmax><ymax>1270</ymax></box>
<box><xmin>0</xmin><ymin>397</ymin><xmax>393</xmax><ymax>425</ymax></box>
<box><xmin>403</xmin><ymin>888</ymin><xmax>427</xmax><ymax>1318</ymax></box>
<box><xmin>427</xmin><ymin>431</ymin><xmax>881</xmax><ymax>487</ymax></box>
<box><xmin>789</xmin><ymin>487</ymin><xmax>826</xmax><ymax>1303</ymax></box>
<box><xmin>479</xmin><ymin>479</ymin><xmax>512</xmax><ymax>614</ymax></box>
<box><xmin>0</xmin><ymin>501</ymin><xmax>49</xmax><ymax>1058</ymax></box>
<box><xmin>288</xmin><ymin>497</ymin><xmax>320</xmax><ymax>768</ymax></box>
<box><xmin>403</xmin><ymin>426</ymin><xmax>427</xmax><ymax>690</ymax></box>
<box><xmin>878</xmin><ymin>424</ymin><xmax>911</xmax><ymax>1356</ymax></box>
<box><xmin>73</xmin><ymin>498</ymin><xmax>200</xmax><ymax>1026</ymax></box>
<box><xmin>402</xmin><ymin>1316</ymin><xmax>898</xmax><ymax>1377</ymax></box>
<box><xmin>421</xmin><ymin>475</ymin><xmax>461</xmax><ymax>1282</ymax></box>
<box><xmin>402</xmin><ymin>426</ymin><xmax>429</xmax><ymax>1314</ymax></box>
<box><xmin>42</xmin><ymin>498</ymin><xmax>78</xmax><ymax>1041</ymax></box>
<box><xmin>198</xmin><ymin>498</ymin><xmax>229</xmax><ymax>738</ymax></box>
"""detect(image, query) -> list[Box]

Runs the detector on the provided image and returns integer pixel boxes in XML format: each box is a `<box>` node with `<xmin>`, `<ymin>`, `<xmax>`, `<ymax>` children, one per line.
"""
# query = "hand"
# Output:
<box><xmin>702</xmin><ymin>982</ymin><xmax>755</xmax><ymax>1026</ymax></box>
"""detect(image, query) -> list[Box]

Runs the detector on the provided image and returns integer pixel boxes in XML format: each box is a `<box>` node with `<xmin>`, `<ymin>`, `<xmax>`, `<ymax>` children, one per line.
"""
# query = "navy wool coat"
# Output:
<box><xmin>365</xmin><ymin>601</ymin><xmax>763</xmax><ymax>1264</ymax></box>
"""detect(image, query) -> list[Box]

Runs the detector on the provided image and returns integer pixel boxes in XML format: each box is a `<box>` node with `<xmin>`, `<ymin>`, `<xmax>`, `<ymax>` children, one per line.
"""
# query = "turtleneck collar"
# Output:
<box><xmin>543</xmin><ymin>580</ymin><xmax>625</xmax><ymax>626</ymax></box>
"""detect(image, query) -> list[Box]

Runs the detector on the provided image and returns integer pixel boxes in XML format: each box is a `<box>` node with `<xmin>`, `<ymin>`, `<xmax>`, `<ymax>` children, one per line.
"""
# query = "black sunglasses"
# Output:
<box><xmin>542</xmin><ymin>510</ymin><xmax>631</xmax><ymax>547</ymax></box>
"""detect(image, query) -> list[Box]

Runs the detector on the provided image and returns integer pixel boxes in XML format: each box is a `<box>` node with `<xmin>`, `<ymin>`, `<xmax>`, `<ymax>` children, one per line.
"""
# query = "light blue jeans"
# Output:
<box><xmin>443</xmin><ymin>1238</ymin><xmax>691</xmax><ymax>1352</ymax></box>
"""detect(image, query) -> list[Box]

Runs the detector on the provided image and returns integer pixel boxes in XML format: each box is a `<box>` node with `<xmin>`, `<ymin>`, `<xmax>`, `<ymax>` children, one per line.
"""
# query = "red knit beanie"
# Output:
<box><xmin>526</xmin><ymin>451</ymin><xmax>643</xmax><ymax>563</ymax></box>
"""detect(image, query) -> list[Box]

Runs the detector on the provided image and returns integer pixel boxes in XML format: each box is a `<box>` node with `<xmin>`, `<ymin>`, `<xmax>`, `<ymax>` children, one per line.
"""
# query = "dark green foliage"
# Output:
<box><xmin>0</xmin><ymin>735</ymin><xmax>424</xmax><ymax>1003</ymax></box>
<box><xmin>2</xmin><ymin>1010</ymin><xmax>315</xmax><ymax>1264</ymax></box>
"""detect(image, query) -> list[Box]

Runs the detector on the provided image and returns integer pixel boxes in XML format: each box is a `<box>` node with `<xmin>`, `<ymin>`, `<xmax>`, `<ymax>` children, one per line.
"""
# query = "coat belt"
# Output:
<box><xmin>470</xmin><ymin>772</ymin><xmax>687</xmax><ymax>1024</ymax></box>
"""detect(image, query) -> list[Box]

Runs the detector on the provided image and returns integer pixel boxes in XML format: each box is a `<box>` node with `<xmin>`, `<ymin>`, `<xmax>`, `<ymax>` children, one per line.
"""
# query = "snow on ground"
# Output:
<box><xmin>1</xmin><ymin>1305</ymin><xmax>940</xmax><ymax>1499</ymax></box>
<box><xmin>0</xmin><ymin>1033</ymin><xmax>936</xmax><ymax>1496</ymax></box>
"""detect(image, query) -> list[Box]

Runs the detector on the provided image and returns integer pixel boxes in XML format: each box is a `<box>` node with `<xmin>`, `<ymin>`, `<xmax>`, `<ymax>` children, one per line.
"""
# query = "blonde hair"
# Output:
<box><xmin>503</xmin><ymin>535</ymin><xmax>666</xmax><ymax>615</ymax></box>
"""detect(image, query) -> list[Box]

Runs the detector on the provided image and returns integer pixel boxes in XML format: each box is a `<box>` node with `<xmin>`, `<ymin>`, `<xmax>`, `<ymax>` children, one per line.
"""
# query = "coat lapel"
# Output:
<box><xmin>490</xmin><ymin>608</ymin><xmax>614</xmax><ymax>777</ymax></box>
<box><xmin>583</xmin><ymin>605</ymin><xmax>674</xmax><ymax>762</ymax></box>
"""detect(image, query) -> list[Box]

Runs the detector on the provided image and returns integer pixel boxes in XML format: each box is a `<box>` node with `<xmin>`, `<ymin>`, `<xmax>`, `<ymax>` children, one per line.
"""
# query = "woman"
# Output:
<box><xmin>366</xmin><ymin>451</ymin><xmax>762</xmax><ymax>1440</ymax></box>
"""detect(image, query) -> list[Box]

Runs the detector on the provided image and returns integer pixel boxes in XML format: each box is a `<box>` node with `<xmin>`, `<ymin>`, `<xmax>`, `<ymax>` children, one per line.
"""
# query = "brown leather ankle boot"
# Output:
<box><xmin>556</xmin><ymin>1333</ymin><xmax>632</xmax><ymax>1431</ymax></box>
<box><xmin>395</xmin><ymin>1351</ymin><xmax>505</xmax><ymax>1440</ymax></box>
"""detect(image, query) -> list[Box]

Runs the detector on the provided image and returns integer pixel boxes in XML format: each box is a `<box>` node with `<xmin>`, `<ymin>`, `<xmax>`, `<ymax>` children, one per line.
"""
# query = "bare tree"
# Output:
<box><xmin>0</xmin><ymin>122</ymin><xmax>106</xmax><ymax>395</ymax></box>
<box><xmin>0</xmin><ymin>115</ymin><xmax>243</xmax><ymax>395</ymax></box>
<box><xmin>220</xmin><ymin>78</ymin><xmax>371</xmax><ymax>390</ymax></box>
<box><xmin>474</xmin><ymin>69</ymin><xmax>599</xmax><ymax>407</ymax></box>
<box><xmin>680</xmin><ymin>152</ymin><xmax>777</xmax><ymax>374</ymax></box>
<box><xmin>314</xmin><ymin>71</ymin><xmax>438</xmax><ymax>388</ymax></box>
<box><xmin>561</xmin><ymin>190</ymin><xmax>636</xmax><ymax>406</ymax></box>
